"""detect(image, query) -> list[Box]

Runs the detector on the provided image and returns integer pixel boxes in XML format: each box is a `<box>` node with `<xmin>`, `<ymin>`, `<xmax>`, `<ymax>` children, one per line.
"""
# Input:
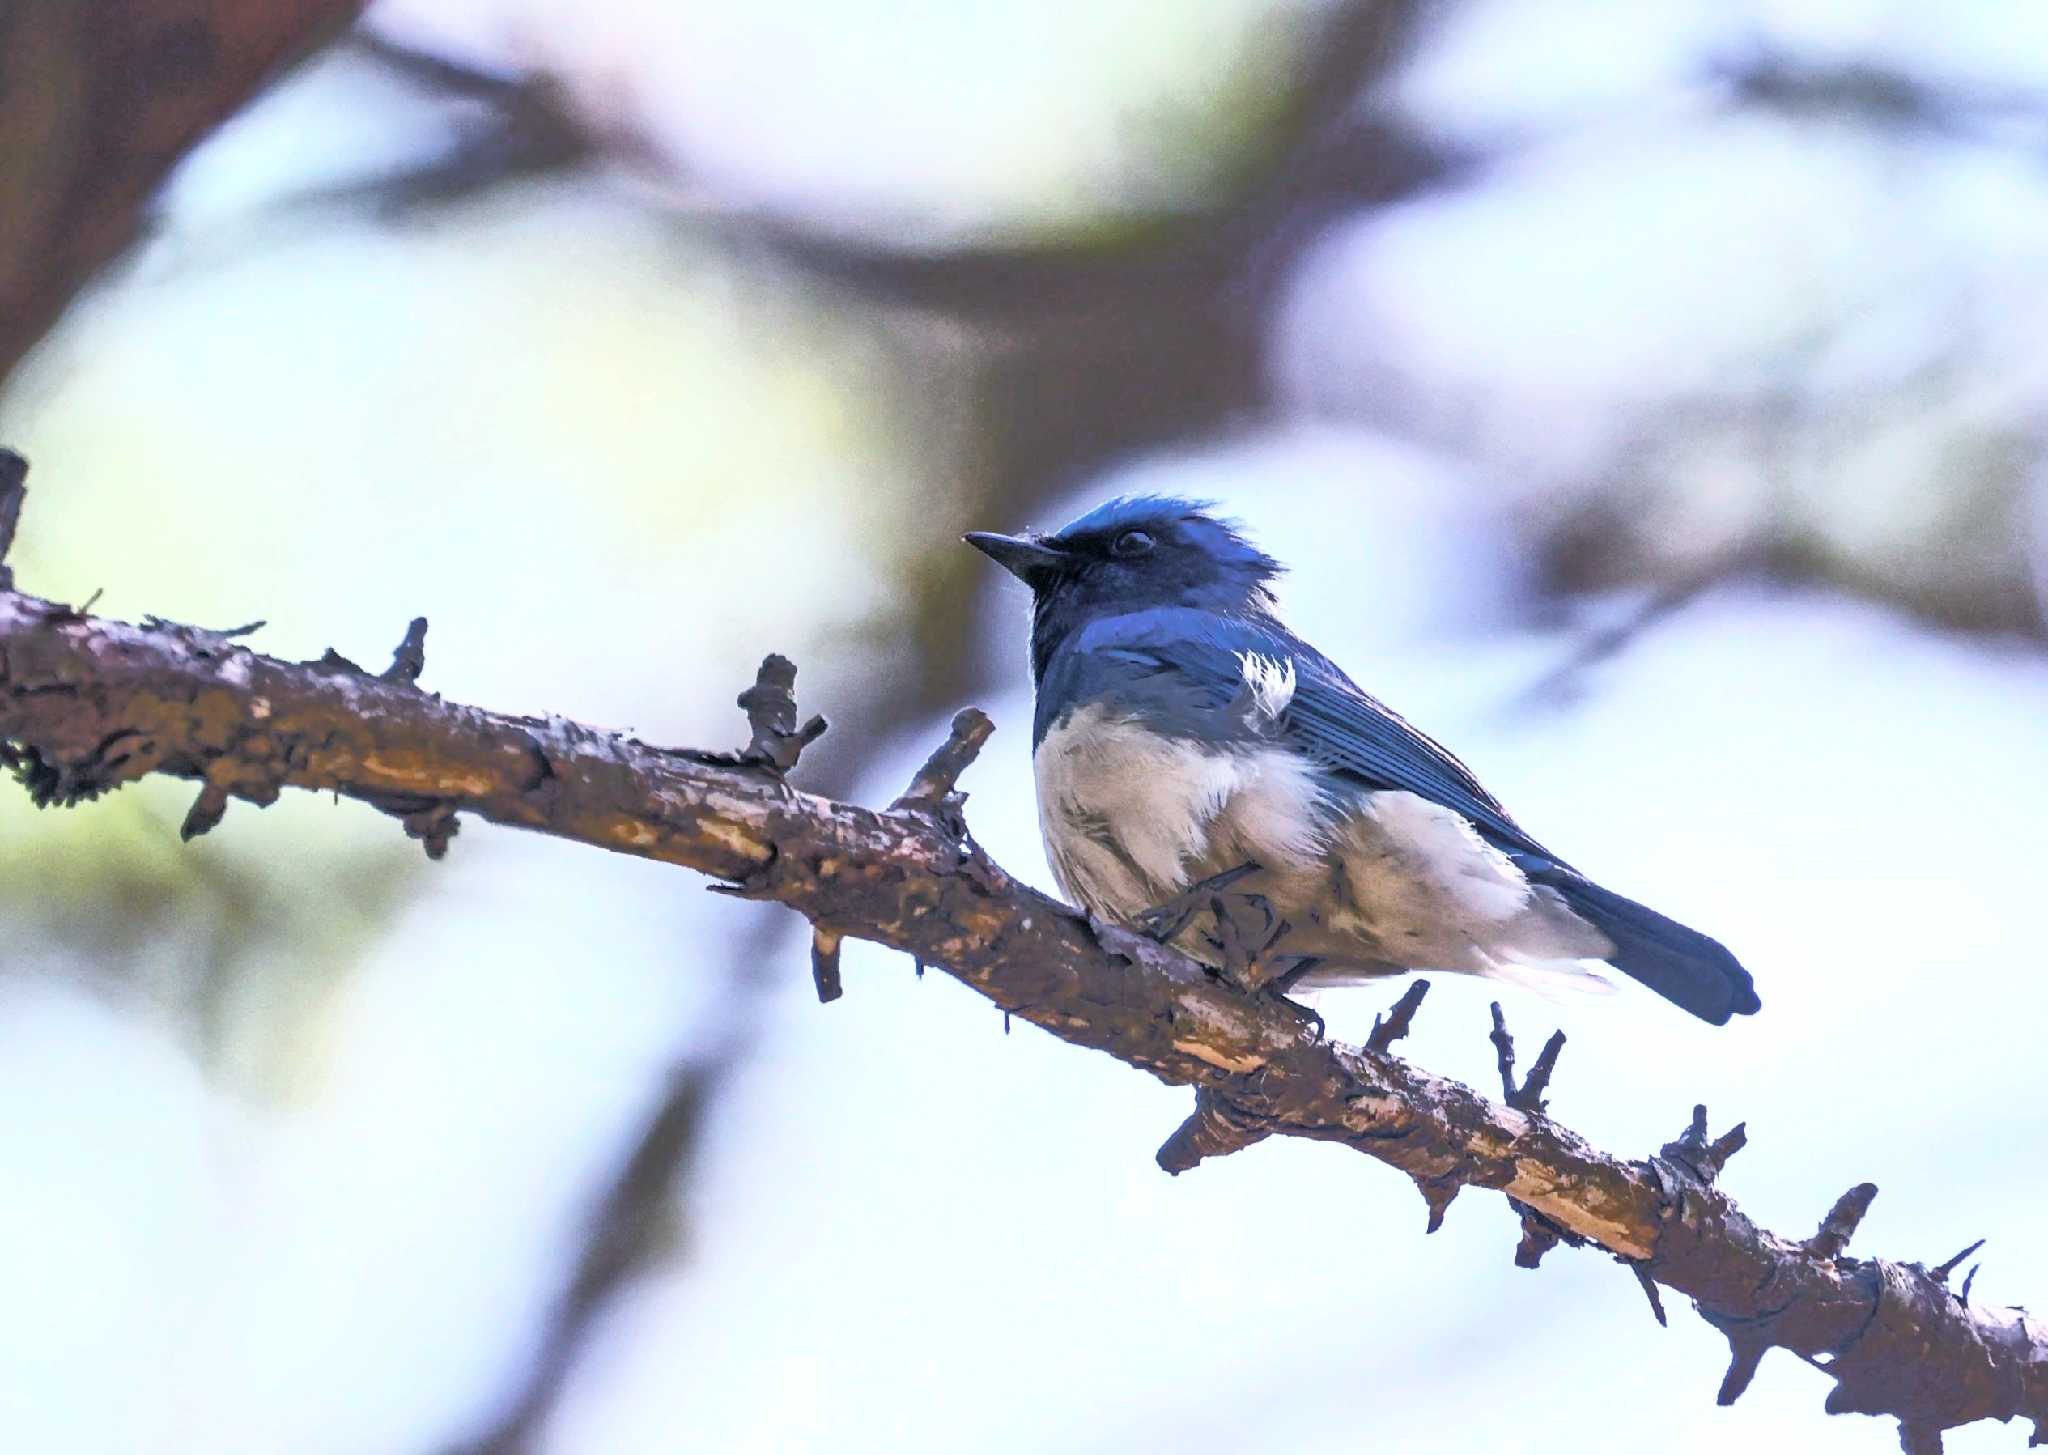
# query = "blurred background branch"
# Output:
<box><xmin>3</xmin><ymin>2</ymin><xmax>2047</xmax><ymax>1452</ymax></box>
<box><xmin>0</xmin><ymin>0</ymin><xmax>366</xmax><ymax>385</ymax></box>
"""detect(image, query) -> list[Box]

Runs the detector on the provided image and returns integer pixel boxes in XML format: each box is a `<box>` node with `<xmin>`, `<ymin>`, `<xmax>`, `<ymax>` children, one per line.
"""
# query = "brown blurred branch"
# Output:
<box><xmin>334</xmin><ymin>2</ymin><xmax>1459</xmax><ymax>522</ymax></box>
<box><xmin>445</xmin><ymin>1056</ymin><xmax>723</xmax><ymax>1455</ymax></box>
<box><xmin>451</xmin><ymin>868</ymin><xmax>808</xmax><ymax>1455</ymax></box>
<box><xmin>149</xmin><ymin>2</ymin><xmax>1456</xmax><ymax>717</ymax></box>
<box><xmin>3</xmin><ymin>516</ymin><xmax>2043</xmax><ymax>1451</ymax></box>
<box><xmin>698</xmin><ymin>0</ymin><xmax>1459</xmax><ymax>520</ymax></box>
<box><xmin>0</xmin><ymin>0</ymin><xmax>365</xmax><ymax>387</ymax></box>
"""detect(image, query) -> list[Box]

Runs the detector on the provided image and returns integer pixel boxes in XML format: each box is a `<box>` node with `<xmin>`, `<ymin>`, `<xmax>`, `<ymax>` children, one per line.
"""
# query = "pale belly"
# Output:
<box><xmin>1033</xmin><ymin>703</ymin><xmax>1611</xmax><ymax>983</ymax></box>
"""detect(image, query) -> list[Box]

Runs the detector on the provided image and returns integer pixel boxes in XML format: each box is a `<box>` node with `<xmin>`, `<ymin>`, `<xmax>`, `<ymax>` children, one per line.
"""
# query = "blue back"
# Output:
<box><xmin>1036</xmin><ymin>604</ymin><xmax>1554</xmax><ymax>862</ymax></box>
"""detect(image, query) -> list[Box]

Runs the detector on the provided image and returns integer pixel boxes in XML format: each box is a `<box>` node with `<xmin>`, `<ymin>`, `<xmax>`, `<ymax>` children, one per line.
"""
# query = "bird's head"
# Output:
<box><xmin>966</xmin><ymin>495</ymin><xmax>1284</xmax><ymax>683</ymax></box>
<box><xmin>967</xmin><ymin>494</ymin><xmax>1281</xmax><ymax>616</ymax></box>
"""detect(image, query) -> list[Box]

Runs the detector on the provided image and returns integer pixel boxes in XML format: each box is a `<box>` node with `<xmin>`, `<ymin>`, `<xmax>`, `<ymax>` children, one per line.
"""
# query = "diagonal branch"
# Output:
<box><xmin>2</xmin><ymin>566</ymin><xmax>2043</xmax><ymax>1450</ymax></box>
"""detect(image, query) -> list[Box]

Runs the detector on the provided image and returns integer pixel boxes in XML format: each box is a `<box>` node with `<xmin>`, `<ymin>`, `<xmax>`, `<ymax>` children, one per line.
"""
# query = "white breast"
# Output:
<box><xmin>1033</xmin><ymin>702</ymin><xmax>1324</xmax><ymax>921</ymax></box>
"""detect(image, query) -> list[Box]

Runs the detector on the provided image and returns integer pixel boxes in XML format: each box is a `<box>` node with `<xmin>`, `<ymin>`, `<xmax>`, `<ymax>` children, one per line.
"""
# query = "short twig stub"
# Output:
<box><xmin>893</xmin><ymin>707</ymin><xmax>995</xmax><ymax>814</ymax></box>
<box><xmin>1627</xmin><ymin>1260</ymin><xmax>1669</xmax><ymax>1327</ymax></box>
<box><xmin>735</xmin><ymin>654</ymin><xmax>828</xmax><ymax>775</ymax></box>
<box><xmin>1932</xmin><ymin>1239</ymin><xmax>1987</xmax><ymax>1283</ymax></box>
<box><xmin>1365</xmin><ymin>979</ymin><xmax>1429</xmax><ymax>1055</ymax></box>
<box><xmin>1660</xmin><ymin>1104</ymin><xmax>1746</xmax><ymax>1183</ymax></box>
<box><xmin>810</xmin><ymin>926</ymin><xmax>844</xmax><ymax>1003</ymax></box>
<box><xmin>0</xmin><ymin>449</ymin><xmax>29</xmax><ymax>590</ymax></box>
<box><xmin>1157</xmin><ymin>1088</ymin><xmax>1272</xmax><ymax>1175</ymax></box>
<box><xmin>1487</xmin><ymin>1001</ymin><xmax>1564</xmax><ymax>1114</ymax></box>
<box><xmin>381</xmin><ymin>617</ymin><xmax>430</xmax><ymax>685</ymax></box>
<box><xmin>1809</xmin><ymin>1183</ymin><xmax>1880</xmax><ymax>1261</ymax></box>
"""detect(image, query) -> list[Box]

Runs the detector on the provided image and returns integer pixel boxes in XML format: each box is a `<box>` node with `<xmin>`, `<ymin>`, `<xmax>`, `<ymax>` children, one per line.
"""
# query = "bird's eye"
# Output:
<box><xmin>1111</xmin><ymin>529</ymin><xmax>1155</xmax><ymax>558</ymax></box>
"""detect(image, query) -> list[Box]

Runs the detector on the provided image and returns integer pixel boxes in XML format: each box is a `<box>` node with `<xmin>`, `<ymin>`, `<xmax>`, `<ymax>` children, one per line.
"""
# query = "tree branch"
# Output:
<box><xmin>2</xmin><ymin>547</ymin><xmax>2043</xmax><ymax>1449</ymax></box>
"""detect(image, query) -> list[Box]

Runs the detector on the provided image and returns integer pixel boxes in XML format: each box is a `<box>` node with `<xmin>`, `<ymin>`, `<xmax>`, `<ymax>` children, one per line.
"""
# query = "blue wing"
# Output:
<box><xmin>1053</xmin><ymin>608</ymin><xmax>1760</xmax><ymax>1024</ymax></box>
<box><xmin>1059</xmin><ymin>608</ymin><xmax>1551</xmax><ymax>858</ymax></box>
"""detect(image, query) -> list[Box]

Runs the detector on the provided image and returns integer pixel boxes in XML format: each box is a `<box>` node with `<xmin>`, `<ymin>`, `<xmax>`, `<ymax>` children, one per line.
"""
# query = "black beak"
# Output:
<box><xmin>964</xmin><ymin>530</ymin><xmax>1066</xmax><ymax>583</ymax></box>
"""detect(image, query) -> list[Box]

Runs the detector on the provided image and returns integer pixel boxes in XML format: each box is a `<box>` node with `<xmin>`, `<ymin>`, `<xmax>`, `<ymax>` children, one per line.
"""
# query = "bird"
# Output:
<box><xmin>965</xmin><ymin>495</ymin><xmax>1760</xmax><ymax>1026</ymax></box>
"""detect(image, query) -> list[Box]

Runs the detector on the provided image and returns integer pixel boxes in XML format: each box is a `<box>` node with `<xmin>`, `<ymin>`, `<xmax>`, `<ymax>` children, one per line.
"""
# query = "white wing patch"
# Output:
<box><xmin>1237</xmin><ymin>652</ymin><xmax>1296</xmax><ymax>723</ymax></box>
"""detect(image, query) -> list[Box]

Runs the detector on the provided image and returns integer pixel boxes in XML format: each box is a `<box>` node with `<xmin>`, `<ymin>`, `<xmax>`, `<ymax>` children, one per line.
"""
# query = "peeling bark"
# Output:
<box><xmin>2</xmin><ymin>577</ymin><xmax>2043</xmax><ymax>1451</ymax></box>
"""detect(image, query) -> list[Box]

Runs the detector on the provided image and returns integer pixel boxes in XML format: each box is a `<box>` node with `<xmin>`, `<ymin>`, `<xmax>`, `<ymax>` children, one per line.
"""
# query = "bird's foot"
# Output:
<box><xmin>1274</xmin><ymin>993</ymin><xmax>1325</xmax><ymax>1044</ymax></box>
<box><xmin>1134</xmin><ymin>862</ymin><xmax>1262</xmax><ymax>944</ymax></box>
<box><xmin>1199</xmin><ymin>891</ymin><xmax>1290</xmax><ymax>991</ymax></box>
<box><xmin>1139</xmin><ymin>865</ymin><xmax>1297</xmax><ymax>990</ymax></box>
<box><xmin>1205</xmin><ymin>907</ymin><xmax>1323</xmax><ymax>1039</ymax></box>
<box><xmin>1127</xmin><ymin>873</ymin><xmax>1323</xmax><ymax>1042</ymax></box>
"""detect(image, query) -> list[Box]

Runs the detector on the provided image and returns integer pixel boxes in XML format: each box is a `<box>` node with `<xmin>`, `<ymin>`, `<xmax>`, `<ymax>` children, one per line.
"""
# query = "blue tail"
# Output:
<box><xmin>1520</xmin><ymin>861</ymin><xmax>1760</xmax><ymax>1025</ymax></box>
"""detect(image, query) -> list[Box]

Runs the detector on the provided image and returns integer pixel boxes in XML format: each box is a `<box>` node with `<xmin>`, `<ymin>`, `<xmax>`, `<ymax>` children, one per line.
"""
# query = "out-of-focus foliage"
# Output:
<box><xmin>0</xmin><ymin>777</ymin><xmax>414</xmax><ymax>1088</ymax></box>
<box><xmin>2</xmin><ymin>2</ymin><xmax>2046</xmax><ymax>1452</ymax></box>
<box><xmin>3</xmin><ymin>175</ymin><xmax>984</xmax><ymax>1071</ymax></box>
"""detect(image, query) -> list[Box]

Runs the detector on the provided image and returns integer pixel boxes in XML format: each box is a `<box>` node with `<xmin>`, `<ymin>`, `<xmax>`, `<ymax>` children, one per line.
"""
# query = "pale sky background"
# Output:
<box><xmin>2</xmin><ymin>2</ymin><xmax>2045</xmax><ymax>1453</ymax></box>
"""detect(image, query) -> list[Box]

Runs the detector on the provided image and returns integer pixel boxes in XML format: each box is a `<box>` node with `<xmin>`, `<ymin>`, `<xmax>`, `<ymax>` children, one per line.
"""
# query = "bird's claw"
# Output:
<box><xmin>1205</xmin><ymin>900</ymin><xmax>1320</xmax><ymax>1037</ymax></box>
<box><xmin>1135</xmin><ymin>900</ymin><xmax>1199</xmax><ymax>943</ymax></box>
<box><xmin>1134</xmin><ymin>862</ymin><xmax>1262</xmax><ymax>944</ymax></box>
<box><xmin>1198</xmin><ymin>890</ymin><xmax>1295</xmax><ymax>993</ymax></box>
<box><xmin>1132</xmin><ymin>863</ymin><xmax>1314</xmax><ymax>1034</ymax></box>
<box><xmin>1138</xmin><ymin>868</ymin><xmax>1295</xmax><ymax>987</ymax></box>
<box><xmin>1278</xmin><ymin>995</ymin><xmax>1325</xmax><ymax>1043</ymax></box>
